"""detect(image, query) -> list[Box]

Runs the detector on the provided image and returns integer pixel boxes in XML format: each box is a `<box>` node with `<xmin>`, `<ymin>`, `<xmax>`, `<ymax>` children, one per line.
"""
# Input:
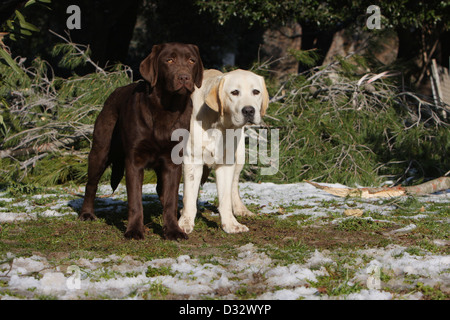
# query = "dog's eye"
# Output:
<box><xmin>231</xmin><ymin>90</ymin><xmax>240</xmax><ymax>96</ymax></box>
<box><xmin>253</xmin><ymin>89</ymin><xmax>260</xmax><ymax>95</ymax></box>
<box><xmin>188</xmin><ymin>58</ymin><xmax>196</xmax><ymax>64</ymax></box>
<box><xmin>167</xmin><ymin>58</ymin><xmax>175</xmax><ymax>64</ymax></box>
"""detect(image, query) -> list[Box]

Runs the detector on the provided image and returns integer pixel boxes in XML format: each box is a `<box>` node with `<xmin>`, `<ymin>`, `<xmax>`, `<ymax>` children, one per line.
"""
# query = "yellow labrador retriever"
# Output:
<box><xmin>179</xmin><ymin>69</ymin><xmax>269</xmax><ymax>234</ymax></box>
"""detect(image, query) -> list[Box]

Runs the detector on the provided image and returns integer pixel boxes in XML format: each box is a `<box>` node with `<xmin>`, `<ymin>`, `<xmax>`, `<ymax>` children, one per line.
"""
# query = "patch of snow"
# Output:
<box><xmin>266</xmin><ymin>265</ymin><xmax>318</xmax><ymax>287</ymax></box>
<box><xmin>306</xmin><ymin>250</ymin><xmax>334</xmax><ymax>268</ymax></box>
<box><xmin>1</xmin><ymin>241</ymin><xmax>448</xmax><ymax>300</ymax></box>
<box><xmin>0</xmin><ymin>182</ymin><xmax>448</xmax><ymax>300</ymax></box>
<box><xmin>0</xmin><ymin>212</ymin><xmax>30</xmax><ymax>222</ymax></box>
<box><xmin>258</xmin><ymin>286</ymin><xmax>319</xmax><ymax>300</ymax></box>
<box><xmin>346</xmin><ymin>289</ymin><xmax>393</xmax><ymax>300</ymax></box>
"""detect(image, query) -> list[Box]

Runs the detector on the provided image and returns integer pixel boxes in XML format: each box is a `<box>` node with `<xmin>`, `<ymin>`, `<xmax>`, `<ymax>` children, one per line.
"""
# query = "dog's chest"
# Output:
<box><xmin>152</xmin><ymin>105</ymin><xmax>191</xmax><ymax>137</ymax></box>
<box><xmin>133</xmin><ymin>99</ymin><xmax>192</xmax><ymax>156</ymax></box>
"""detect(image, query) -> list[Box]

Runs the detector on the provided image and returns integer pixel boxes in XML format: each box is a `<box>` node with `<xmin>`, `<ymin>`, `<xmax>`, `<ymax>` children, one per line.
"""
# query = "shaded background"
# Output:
<box><xmin>2</xmin><ymin>0</ymin><xmax>264</xmax><ymax>77</ymax></box>
<box><xmin>2</xmin><ymin>0</ymin><xmax>449</xmax><ymax>95</ymax></box>
<box><xmin>1</xmin><ymin>0</ymin><xmax>449</xmax><ymax>187</ymax></box>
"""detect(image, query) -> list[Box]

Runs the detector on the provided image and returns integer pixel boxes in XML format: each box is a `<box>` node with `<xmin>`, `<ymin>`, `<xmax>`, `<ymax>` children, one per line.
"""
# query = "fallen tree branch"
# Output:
<box><xmin>306</xmin><ymin>176</ymin><xmax>450</xmax><ymax>198</ymax></box>
<box><xmin>0</xmin><ymin>126</ymin><xmax>93</xmax><ymax>159</ymax></box>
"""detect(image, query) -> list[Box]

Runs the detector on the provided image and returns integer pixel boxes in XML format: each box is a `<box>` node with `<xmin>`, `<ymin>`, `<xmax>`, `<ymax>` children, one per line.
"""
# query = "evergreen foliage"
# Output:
<box><xmin>0</xmin><ymin>39</ymin><xmax>132</xmax><ymax>186</ymax></box>
<box><xmin>0</xmin><ymin>41</ymin><xmax>448</xmax><ymax>188</ymax></box>
<box><xmin>246</xmin><ymin>51</ymin><xmax>449</xmax><ymax>186</ymax></box>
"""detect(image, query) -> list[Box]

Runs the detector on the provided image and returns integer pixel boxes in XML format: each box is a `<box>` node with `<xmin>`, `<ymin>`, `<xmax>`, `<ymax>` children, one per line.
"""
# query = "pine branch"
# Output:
<box><xmin>49</xmin><ymin>30</ymin><xmax>107</xmax><ymax>75</ymax></box>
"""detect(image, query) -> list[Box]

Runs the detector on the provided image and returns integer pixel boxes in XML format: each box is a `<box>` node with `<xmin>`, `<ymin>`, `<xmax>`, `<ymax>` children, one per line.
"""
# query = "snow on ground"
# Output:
<box><xmin>1</xmin><ymin>242</ymin><xmax>448</xmax><ymax>300</ymax></box>
<box><xmin>0</xmin><ymin>182</ymin><xmax>449</xmax><ymax>300</ymax></box>
<box><xmin>1</xmin><ymin>181</ymin><xmax>448</xmax><ymax>222</ymax></box>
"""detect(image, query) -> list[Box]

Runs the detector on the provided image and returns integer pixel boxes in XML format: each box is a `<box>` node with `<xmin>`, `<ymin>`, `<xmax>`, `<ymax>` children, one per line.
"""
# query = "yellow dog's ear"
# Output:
<box><xmin>205</xmin><ymin>76</ymin><xmax>225</xmax><ymax>116</ymax></box>
<box><xmin>260</xmin><ymin>76</ymin><xmax>269</xmax><ymax>117</ymax></box>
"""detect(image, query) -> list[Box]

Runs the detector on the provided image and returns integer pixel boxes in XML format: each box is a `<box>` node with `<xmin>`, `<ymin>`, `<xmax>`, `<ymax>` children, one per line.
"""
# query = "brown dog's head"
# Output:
<box><xmin>140</xmin><ymin>43</ymin><xmax>204</xmax><ymax>94</ymax></box>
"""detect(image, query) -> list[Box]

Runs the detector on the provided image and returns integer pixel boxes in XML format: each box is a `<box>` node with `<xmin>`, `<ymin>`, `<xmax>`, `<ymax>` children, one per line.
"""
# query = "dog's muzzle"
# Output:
<box><xmin>242</xmin><ymin>106</ymin><xmax>255</xmax><ymax>123</ymax></box>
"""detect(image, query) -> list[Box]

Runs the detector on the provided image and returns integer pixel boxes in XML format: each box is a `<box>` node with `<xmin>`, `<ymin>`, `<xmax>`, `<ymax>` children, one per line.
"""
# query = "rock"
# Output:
<box><xmin>344</xmin><ymin>209</ymin><xmax>364</xmax><ymax>217</ymax></box>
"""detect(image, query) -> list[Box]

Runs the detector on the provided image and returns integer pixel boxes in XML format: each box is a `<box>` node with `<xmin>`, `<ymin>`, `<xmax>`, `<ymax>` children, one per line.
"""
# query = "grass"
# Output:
<box><xmin>0</xmin><ymin>183</ymin><xmax>448</xmax><ymax>300</ymax></box>
<box><xmin>335</xmin><ymin>217</ymin><xmax>393</xmax><ymax>232</ymax></box>
<box><xmin>0</xmin><ymin>215</ymin><xmax>181</xmax><ymax>260</ymax></box>
<box><xmin>415</xmin><ymin>282</ymin><xmax>447</xmax><ymax>300</ymax></box>
<box><xmin>310</xmin><ymin>266</ymin><xmax>364</xmax><ymax>297</ymax></box>
<box><xmin>1</xmin><ymin>185</ymin><xmax>448</xmax><ymax>260</ymax></box>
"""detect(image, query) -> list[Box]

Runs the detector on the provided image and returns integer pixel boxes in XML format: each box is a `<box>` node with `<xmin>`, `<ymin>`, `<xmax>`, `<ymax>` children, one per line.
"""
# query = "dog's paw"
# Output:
<box><xmin>124</xmin><ymin>227</ymin><xmax>145</xmax><ymax>240</ymax></box>
<box><xmin>222</xmin><ymin>221</ymin><xmax>249</xmax><ymax>234</ymax></box>
<box><xmin>164</xmin><ymin>226</ymin><xmax>188</xmax><ymax>241</ymax></box>
<box><xmin>79</xmin><ymin>212</ymin><xmax>97</xmax><ymax>221</ymax></box>
<box><xmin>233</xmin><ymin>208</ymin><xmax>255</xmax><ymax>217</ymax></box>
<box><xmin>178</xmin><ymin>216</ymin><xmax>195</xmax><ymax>234</ymax></box>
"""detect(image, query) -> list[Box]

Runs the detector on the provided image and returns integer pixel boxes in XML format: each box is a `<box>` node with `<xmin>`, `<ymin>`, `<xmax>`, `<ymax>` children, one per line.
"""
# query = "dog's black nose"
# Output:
<box><xmin>178</xmin><ymin>74</ymin><xmax>191</xmax><ymax>82</ymax></box>
<box><xmin>242</xmin><ymin>106</ymin><xmax>255</xmax><ymax>118</ymax></box>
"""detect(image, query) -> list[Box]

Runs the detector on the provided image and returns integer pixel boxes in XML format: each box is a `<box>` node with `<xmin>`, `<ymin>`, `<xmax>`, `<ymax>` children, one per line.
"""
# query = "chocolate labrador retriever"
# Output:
<box><xmin>79</xmin><ymin>43</ymin><xmax>203</xmax><ymax>240</ymax></box>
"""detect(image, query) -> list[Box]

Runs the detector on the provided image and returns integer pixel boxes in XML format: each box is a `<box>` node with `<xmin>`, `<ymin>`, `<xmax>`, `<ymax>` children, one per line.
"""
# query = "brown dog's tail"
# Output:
<box><xmin>200</xmin><ymin>165</ymin><xmax>211</xmax><ymax>185</ymax></box>
<box><xmin>110</xmin><ymin>158</ymin><xmax>124</xmax><ymax>193</ymax></box>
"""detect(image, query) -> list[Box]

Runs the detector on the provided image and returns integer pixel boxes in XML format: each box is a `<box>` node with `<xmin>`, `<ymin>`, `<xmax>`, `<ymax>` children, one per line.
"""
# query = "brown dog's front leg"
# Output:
<box><xmin>158</xmin><ymin>163</ymin><xmax>188</xmax><ymax>240</ymax></box>
<box><xmin>124</xmin><ymin>158</ymin><xmax>145</xmax><ymax>240</ymax></box>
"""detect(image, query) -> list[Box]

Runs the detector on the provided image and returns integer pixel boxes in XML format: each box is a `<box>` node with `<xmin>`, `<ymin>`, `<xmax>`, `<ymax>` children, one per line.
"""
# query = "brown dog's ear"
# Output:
<box><xmin>205</xmin><ymin>76</ymin><xmax>225</xmax><ymax>116</ymax></box>
<box><xmin>260</xmin><ymin>76</ymin><xmax>269</xmax><ymax>117</ymax></box>
<box><xmin>190</xmin><ymin>44</ymin><xmax>204</xmax><ymax>88</ymax></box>
<box><xmin>140</xmin><ymin>44</ymin><xmax>162</xmax><ymax>87</ymax></box>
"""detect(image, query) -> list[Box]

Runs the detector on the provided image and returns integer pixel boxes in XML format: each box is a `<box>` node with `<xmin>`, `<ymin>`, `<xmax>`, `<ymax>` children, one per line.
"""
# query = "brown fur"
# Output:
<box><xmin>79</xmin><ymin>43</ymin><xmax>203</xmax><ymax>240</ymax></box>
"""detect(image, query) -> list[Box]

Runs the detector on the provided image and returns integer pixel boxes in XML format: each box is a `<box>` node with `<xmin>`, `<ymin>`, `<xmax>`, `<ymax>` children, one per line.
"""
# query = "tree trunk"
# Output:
<box><xmin>260</xmin><ymin>21</ymin><xmax>302</xmax><ymax>81</ymax></box>
<box><xmin>322</xmin><ymin>26</ymin><xmax>399</xmax><ymax>67</ymax></box>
